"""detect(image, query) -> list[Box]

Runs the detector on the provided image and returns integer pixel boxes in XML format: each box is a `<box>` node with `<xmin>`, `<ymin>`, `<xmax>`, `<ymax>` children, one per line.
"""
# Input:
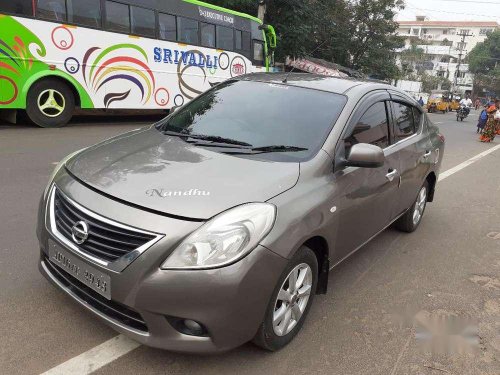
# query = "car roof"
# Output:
<box><xmin>236</xmin><ymin>72</ymin><xmax>395</xmax><ymax>95</ymax></box>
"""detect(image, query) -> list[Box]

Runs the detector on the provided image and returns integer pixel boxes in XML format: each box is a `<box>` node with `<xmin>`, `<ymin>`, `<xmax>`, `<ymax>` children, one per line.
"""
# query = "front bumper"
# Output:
<box><xmin>37</xmin><ymin>174</ymin><xmax>287</xmax><ymax>353</ymax></box>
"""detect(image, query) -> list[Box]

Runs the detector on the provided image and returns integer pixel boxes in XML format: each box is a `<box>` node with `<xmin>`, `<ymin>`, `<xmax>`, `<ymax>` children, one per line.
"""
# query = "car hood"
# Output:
<box><xmin>65</xmin><ymin>127</ymin><xmax>299</xmax><ymax>220</ymax></box>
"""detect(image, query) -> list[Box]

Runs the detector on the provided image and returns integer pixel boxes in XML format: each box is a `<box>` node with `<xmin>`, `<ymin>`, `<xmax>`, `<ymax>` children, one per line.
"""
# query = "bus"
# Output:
<box><xmin>0</xmin><ymin>0</ymin><xmax>276</xmax><ymax>127</ymax></box>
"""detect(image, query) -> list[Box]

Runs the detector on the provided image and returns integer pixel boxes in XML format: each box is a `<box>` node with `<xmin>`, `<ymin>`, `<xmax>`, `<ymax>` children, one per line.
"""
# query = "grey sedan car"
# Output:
<box><xmin>37</xmin><ymin>73</ymin><xmax>444</xmax><ymax>353</ymax></box>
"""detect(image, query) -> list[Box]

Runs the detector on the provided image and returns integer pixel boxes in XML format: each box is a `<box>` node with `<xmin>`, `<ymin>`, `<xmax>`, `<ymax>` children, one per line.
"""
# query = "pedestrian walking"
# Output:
<box><xmin>418</xmin><ymin>96</ymin><xmax>424</xmax><ymax>106</ymax></box>
<box><xmin>479</xmin><ymin>101</ymin><xmax>498</xmax><ymax>143</ymax></box>
<box><xmin>477</xmin><ymin>106</ymin><xmax>488</xmax><ymax>133</ymax></box>
<box><xmin>474</xmin><ymin>98</ymin><xmax>480</xmax><ymax>110</ymax></box>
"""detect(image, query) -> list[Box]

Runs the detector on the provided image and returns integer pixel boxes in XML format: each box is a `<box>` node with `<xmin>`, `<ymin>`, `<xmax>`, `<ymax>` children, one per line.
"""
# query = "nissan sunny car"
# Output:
<box><xmin>37</xmin><ymin>73</ymin><xmax>445</xmax><ymax>353</ymax></box>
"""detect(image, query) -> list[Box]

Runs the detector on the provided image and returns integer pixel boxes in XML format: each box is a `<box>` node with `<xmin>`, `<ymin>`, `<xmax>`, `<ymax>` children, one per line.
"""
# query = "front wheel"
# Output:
<box><xmin>253</xmin><ymin>246</ymin><xmax>318</xmax><ymax>351</ymax></box>
<box><xmin>26</xmin><ymin>78</ymin><xmax>75</xmax><ymax>128</ymax></box>
<box><xmin>395</xmin><ymin>182</ymin><xmax>429</xmax><ymax>233</ymax></box>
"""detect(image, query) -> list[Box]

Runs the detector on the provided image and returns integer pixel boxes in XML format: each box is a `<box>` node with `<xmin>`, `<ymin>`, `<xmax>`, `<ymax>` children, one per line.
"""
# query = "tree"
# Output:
<box><xmin>208</xmin><ymin>0</ymin><xmax>405</xmax><ymax>80</ymax></box>
<box><xmin>467</xmin><ymin>30</ymin><xmax>500</xmax><ymax>95</ymax></box>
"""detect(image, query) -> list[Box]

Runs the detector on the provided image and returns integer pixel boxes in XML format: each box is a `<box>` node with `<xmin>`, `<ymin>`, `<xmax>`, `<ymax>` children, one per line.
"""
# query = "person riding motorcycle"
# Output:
<box><xmin>460</xmin><ymin>96</ymin><xmax>473</xmax><ymax>115</ymax></box>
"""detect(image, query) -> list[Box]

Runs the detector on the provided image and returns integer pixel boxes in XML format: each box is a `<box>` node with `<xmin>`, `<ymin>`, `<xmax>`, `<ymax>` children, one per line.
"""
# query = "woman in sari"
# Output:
<box><xmin>479</xmin><ymin>102</ymin><xmax>498</xmax><ymax>143</ymax></box>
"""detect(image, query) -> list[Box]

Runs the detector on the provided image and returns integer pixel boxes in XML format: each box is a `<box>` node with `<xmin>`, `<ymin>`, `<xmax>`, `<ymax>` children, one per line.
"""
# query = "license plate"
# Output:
<box><xmin>48</xmin><ymin>240</ymin><xmax>111</xmax><ymax>300</ymax></box>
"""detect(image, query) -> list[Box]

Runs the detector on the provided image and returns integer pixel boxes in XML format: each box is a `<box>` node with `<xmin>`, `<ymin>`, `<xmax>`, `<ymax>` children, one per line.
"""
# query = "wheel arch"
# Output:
<box><xmin>22</xmin><ymin>71</ymin><xmax>94</xmax><ymax>109</ymax></box>
<box><xmin>303</xmin><ymin>236</ymin><xmax>329</xmax><ymax>295</ymax></box>
<box><xmin>426</xmin><ymin>171</ymin><xmax>437</xmax><ymax>202</ymax></box>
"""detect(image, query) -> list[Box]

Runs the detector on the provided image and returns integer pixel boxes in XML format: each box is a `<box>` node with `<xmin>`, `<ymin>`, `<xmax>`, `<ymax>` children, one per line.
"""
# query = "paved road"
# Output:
<box><xmin>0</xmin><ymin>111</ymin><xmax>498</xmax><ymax>375</ymax></box>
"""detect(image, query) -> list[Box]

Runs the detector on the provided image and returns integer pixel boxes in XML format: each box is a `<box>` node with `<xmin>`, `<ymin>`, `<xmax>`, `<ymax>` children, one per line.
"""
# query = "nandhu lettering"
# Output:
<box><xmin>153</xmin><ymin>48</ymin><xmax>219</xmax><ymax>69</ymax></box>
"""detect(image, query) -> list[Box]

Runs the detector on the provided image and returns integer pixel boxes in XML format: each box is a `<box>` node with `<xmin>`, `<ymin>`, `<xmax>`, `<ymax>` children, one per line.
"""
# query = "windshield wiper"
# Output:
<box><xmin>223</xmin><ymin>145</ymin><xmax>309</xmax><ymax>155</ymax></box>
<box><xmin>163</xmin><ymin>130</ymin><xmax>252</xmax><ymax>147</ymax></box>
<box><xmin>251</xmin><ymin>145</ymin><xmax>308</xmax><ymax>153</ymax></box>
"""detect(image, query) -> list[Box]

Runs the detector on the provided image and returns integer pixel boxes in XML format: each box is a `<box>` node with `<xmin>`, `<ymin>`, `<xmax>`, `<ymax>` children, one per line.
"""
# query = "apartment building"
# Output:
<box><xmin>396</xmin><ymin>17</ymin><xmax>499</xmax><ymax>94</ymax></box>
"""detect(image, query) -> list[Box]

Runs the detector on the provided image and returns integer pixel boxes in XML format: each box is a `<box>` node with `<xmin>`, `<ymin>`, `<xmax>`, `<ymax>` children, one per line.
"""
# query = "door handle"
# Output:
<box><xmin>386</xmin><ymin>169</ymin><xmax>398</xmax><ymax>182</ymax></box>
<box><xmin>423</xmin><ymin>151</ymin><xmax>432</xmax><ymax>159</ymax></box>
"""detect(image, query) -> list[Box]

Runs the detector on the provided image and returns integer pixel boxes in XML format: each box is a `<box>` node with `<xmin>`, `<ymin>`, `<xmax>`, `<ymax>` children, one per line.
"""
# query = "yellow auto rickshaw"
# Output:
<box><xmin>449</xmin><ymin>98</ymin><xmax>460</xmax><ymax>111</ymax></box>
<box><xmin>427</xmin><ymin>90</ymin><xmax>451</xmax><ymax>113</ymax></box>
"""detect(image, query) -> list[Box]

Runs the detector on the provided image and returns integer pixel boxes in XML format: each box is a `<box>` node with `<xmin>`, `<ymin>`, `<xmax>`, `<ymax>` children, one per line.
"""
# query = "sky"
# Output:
<box><xmin>396</xmin><ymin>0</ymin><xmax>500</xmax><ymax>23</ymax></box>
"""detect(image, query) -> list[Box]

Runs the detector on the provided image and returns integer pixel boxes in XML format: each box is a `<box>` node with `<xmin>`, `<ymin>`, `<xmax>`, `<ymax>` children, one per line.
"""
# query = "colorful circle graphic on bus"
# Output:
<box><xmin>64</xmin><ymin>57</ymin><xmax>80</xmax><ymax>74</ymax></box>
<box><xmin>51</xmin><ymin>26</ymin><xmax>74</xmax><ymax>50</ymax></box>
<box><xmin>174</xmin><ymin>94</ymin><xmax>184</xmax><ymax>107</ymax></box>
<box><xmin>218</xmin><ymin>52</ymin><xmax>230</xmax><ymax>70</ymax></box>
<box><xmin>0</xmin><ymin>76</ymin><xmax>18</xmax><ymax>105</ymax></box>
<box><xmin>230</xmin><ymin>56</ymin><xmax>247</xmax><ymax>77</ymax></box>
<box><xmin>155</xmin><ymin>88</ymin><xmax>170</xmax><ymax>106</ymax></box>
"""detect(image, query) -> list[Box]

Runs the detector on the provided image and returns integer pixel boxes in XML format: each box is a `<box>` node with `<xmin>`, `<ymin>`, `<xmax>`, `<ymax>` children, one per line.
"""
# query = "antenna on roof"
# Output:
<box><xmin>282</xmin><ymin>39</ymin><xmax>330</xmax><ymax>84</ymax></box>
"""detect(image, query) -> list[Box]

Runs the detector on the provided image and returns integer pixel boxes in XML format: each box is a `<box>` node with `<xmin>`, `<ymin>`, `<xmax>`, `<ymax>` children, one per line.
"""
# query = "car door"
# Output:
<box><xmin>331</xmin><ymin>91</ymin><xmax>401</xmax><ymax>262</ymax></box>
<box><xmin>387</xmin><ymin>94</ymin><xmax>433</xmax><ymax>216</ymax></box>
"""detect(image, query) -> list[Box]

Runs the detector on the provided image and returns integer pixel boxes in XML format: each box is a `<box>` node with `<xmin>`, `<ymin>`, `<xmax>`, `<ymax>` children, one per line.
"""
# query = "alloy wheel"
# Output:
<box><xmin>272</xmin><ymin>263</ymin><xmax>312</xmax><ymax>336</ymax></box>
<box><xmin>413</xmin><ymin>186</ymin><xmax>427</xmax><ymax>226</ymax></box>
<box><xmin>37</xmin><ymin>89</ymin><xmax>65</xmax><ymax>118</ymax></box>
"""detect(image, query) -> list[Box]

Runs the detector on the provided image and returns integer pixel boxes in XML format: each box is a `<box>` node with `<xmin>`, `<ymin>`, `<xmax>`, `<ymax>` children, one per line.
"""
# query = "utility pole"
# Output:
<box><xmin>453</xmin><ymin>30</ymin><xmax>473</xmax><ymax>97</ymax></box>
<box><xmin>258</xmin><ymin>0</ymin><xmax>267</xmax><ymax>22</ymax></box>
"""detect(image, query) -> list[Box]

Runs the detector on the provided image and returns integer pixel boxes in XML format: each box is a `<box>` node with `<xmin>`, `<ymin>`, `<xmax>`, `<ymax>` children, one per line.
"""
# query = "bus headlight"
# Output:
<box><xmin>161</xmin><ymin>203</ymin><xmax>276</xmax><ymax>269</ymax></box>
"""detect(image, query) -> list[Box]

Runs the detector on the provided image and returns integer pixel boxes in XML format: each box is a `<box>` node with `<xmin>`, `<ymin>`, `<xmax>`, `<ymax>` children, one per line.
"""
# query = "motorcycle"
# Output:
<box><xmin>456</xmin><ymin>105</ymin><xmax>468</xmax><ymax>122</ymax></box>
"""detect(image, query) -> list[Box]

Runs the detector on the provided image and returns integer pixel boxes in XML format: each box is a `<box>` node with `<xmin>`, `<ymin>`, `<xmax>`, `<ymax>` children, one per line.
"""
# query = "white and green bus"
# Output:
<box><xmin>0</xmin><ymin>0</ymin><xmax>276</xmax><ymax>127</ymax></box>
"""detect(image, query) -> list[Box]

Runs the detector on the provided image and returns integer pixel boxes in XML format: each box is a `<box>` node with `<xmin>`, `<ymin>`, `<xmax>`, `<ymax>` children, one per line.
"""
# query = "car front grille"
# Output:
<box><xmin>44</xmin><ymin>256</ymin><xmax>148</xmax><ymax>332</ymax></box>
<box><xmin>53</xmin><ymin>187</ymin><xmax>157</xmax><ymax>263</ymax></box>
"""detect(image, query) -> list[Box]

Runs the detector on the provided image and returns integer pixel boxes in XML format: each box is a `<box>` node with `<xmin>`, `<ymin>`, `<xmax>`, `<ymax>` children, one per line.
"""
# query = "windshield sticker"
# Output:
<box><xmin>146</xmin><ymin>189</ymin><xmax>210</xmax><ymax>198</ymax></box>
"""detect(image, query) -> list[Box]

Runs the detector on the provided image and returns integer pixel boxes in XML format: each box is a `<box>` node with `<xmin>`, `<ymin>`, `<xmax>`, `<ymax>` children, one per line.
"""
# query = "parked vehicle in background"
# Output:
<box><xmin>0</xmin><ymin>0</ymin><xmax>276</xmax><ymax>127</ymax></box>
<box><xmin>37</xmin><ymin>73</ymin><xmax>445</xmax><ymax>353</ymax></box>
<box><xmin>427</xmin><ymin>90</ymin><xmax>451</xmax><ymax>113</ymax></box>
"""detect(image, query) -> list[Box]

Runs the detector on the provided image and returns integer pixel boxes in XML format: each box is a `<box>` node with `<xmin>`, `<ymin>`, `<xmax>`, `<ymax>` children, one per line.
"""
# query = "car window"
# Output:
<box><xmin>345</xmin><ymin>102</ymin><xmax>390</xmax><ymax>154</ymax></box>
<box><xmin>392</xmin><ymin>102</ymin><xmax>415</xmax><ymax>141</ymax></box>
<box><xmin>156</xmin><ymin>80</ymin><xmax>347</xmax><ymax>162</ymax></box>
<box><xmin>412</xmin><ymin>107</ymin><xmax>422</xmax><ymax>131</ymax></box>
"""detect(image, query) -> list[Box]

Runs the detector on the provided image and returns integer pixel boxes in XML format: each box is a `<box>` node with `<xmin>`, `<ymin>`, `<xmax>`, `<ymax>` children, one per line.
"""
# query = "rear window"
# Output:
<box><xmin>392</xmin><ymin>102</ymin><xmax>416</xmax><ymax>140</ymax></box>
<box><xmin>157</xmin><ymin>80</ymin><xmax>347</xmax><ymax>162</ymax></box>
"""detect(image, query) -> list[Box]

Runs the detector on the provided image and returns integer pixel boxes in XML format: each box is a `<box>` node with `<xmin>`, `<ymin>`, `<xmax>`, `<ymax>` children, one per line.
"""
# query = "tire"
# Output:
<box><xmin>253</xmin><ymin>246</ymin><xmax>318</xmax><ymax>351</ymax></box>
<box><xmin>26</xmin><ymin>78</ymin><xmax>75</xmax><ymax>128</ymax></box>
<box><xmin>395</xmin><ymin>181</ymin><xmax>429</xmax><ymax>233</ymax></box>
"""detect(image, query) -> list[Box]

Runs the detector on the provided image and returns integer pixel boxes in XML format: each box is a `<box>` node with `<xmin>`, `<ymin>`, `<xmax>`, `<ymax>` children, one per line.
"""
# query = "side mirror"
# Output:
<box><xmin>345</xmin><ymin>143</ymin><xmax>385</xmax><ymax>168</ymax></box>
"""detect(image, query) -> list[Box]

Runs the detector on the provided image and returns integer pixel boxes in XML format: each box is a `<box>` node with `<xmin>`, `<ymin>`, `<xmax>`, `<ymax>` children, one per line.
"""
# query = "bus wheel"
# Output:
<box><xmin>26</xmin><ymin>79</ymin><xmax>75</xmax><ymax>128</ymax></box>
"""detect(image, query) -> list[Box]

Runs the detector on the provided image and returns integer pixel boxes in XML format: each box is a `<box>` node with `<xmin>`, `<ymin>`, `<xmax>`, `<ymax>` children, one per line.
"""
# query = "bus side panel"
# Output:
<box><xmin>5</xmin><ymin>15</ymin><xmax>260</xmax><ymax>111</ymax></box>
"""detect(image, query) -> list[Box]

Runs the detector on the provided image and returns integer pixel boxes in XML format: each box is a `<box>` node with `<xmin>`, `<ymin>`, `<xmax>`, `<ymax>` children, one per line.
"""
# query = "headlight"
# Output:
<box><xmin>161</xmin><ymin>203</ymin><xmax>276</xmax><ymax>270</ymax></box>
<box><xmin>43</xmin><ymin>149</ymin><xmax>85</xmax><ymax>198</ymax></box>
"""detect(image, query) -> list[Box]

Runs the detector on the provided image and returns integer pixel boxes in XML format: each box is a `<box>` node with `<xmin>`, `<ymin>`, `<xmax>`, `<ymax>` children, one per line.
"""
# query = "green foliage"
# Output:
<box><xmin>467</xmin><ymin>30</ymin><xmax>499</xmax><ymax>94</ymax></box>
<box><xmin>420</xmin><ymin>72</ymin><xmax>451</xmax><ymax>93</ymax></box>
<box><xmin>207</xmin><ymin>0</ymin><xmax>405</xmax><ymax>79</ymax></box>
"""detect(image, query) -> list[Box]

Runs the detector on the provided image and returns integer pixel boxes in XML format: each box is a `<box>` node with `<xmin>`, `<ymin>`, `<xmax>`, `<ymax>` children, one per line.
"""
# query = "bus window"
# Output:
<box><xmin>235</xmin><ymin>30</ymin><xmax>242</xmax><ymax>50</ymax></box>
<box><xmin>0</xmin><ymin>0</ymin><xmax>33</xmax><ymax>16</ymax></box>
<box><xmin>37</xmin><ymin>0</ymin><xmax>66</xmax><ymax>22</ymax></box>
<box><xmin>67</xmin><ymin>0</ymin><xmax>101</xmax><ymax>28</ymax></box>
<box><xmin>253</xmin><ymin>40</ymin><xmax>265</xmax><ymax>65</ymax></box>
<box><xmin>158</xmin><ymin>13</ymin><xmax>176</xmax><ymax>41</ymax></box>
<box><xmin>242</xmin><ymin>32</ymin><xmax>251</xmax><ymax>51</ymax></box>
<box><xmin>201</xmin><ymin>22</ymin><xmax>216</xmax><ymax>48</ymax></box>
<box><xmin>131</xmin><ymin>6</ymin><xmax>155</xmax><ymax>38</ymax></box>
<box><xmin>177</xmin><ymin>17</ymin><xmax>198</xmax><ymax>45</ymax></box>
<box><xmin>105</xmin><ymin>1</ymin><xmax>130</xmax><ymax>34</ymax></box>
<box><xmin>217</xmin><ymin>25</ymin><xmax>233</xmax><ymax>51</ymax></box>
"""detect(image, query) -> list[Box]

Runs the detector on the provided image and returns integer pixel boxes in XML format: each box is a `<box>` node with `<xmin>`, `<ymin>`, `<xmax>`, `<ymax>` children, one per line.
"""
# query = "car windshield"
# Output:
<box><xmin>156</xmin><ymin>80</ymin><xmax>347</xmax><ymax>162</ymax></box>
<box><xmin>429</xmin><ymin>94</ymin><xmax>443</xmax><ymax>100</ymax></box>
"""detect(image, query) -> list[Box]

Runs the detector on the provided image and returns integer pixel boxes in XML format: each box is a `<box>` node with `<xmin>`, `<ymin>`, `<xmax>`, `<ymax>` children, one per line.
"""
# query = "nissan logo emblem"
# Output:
<box><xmin>71</xmin><ymin>221</ymin><xmax>89</xmax><ymax>245</ymax></box>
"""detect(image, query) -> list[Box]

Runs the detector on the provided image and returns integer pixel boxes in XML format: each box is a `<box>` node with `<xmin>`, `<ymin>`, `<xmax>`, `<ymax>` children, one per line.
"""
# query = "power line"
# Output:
<box><xmin>405</xmin><ymin>5</ymin><xmax>499</xmax><ymax>19</ymax></box>
<box><xmin>434</xmin><ymin>0</ymin><xmax>500</xmax><ymax>4</ymax></box>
